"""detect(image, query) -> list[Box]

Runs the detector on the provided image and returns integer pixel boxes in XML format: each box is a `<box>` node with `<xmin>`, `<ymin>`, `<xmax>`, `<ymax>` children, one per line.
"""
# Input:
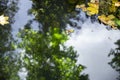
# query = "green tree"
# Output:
<box><xmin>0</xmin><ymin>0</ymin><xmax>20</xmax><ymax>80</ymax></box>
<box><xmin>18</xmin><ymin>28</ymin><xmax>89</xmax><ymax>80</ymax></box>
<box><xmin>108</xmin><ymin>39</ymin><xmax>120</xmax><ymax>80</ymax></box>
<box><xmin>28</xmin><ymin>0</ymin><xmax>85</xmax><ymax>32</ymax></box>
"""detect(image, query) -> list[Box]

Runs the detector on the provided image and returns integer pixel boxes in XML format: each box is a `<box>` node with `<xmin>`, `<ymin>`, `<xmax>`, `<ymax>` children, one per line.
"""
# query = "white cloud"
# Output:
<box><xmin>65</xmin><ymin>17</ymin><xmax>120</xmax><ymax>80</ymax></box>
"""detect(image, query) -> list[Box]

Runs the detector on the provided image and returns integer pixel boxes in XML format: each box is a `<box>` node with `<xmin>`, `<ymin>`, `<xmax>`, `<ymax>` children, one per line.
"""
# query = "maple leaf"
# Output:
<box><xmin>98</xmin><ymin>14</ymin><xmax>116</xmax><ymax>28</ymax></box>
<box><xmin>87</xmin><ymin>3</ymin><xmax>99</xmax><ymax>15</ymax></box>
<box><xmin>0</xmin><ymin>15</ymin><xmax>9</xmax><ymax>25</ymax></box>
<box><xmin>98</xmin><ymin>15</ymin><xmax>108</xmax><ymax>24</ymax></box>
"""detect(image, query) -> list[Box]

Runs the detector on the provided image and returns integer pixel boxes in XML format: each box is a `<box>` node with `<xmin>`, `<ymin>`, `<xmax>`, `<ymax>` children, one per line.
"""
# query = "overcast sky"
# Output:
<box><xmin>66</xmin><ymin>17</ymin><xmax>120</xmax><ymax>80</ymax></box>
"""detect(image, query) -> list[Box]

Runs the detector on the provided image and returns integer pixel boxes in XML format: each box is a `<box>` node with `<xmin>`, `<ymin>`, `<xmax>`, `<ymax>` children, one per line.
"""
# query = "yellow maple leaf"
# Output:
<box><xmin>0</xmin><ymin>15</ymin><xmax>9</xmax><ymax>25</ymax></box>
<box><xmin>98</xmin><ymin>14</ymin><xmax>116</xmax><ymax>28</ymax></box>
<box><xmin>98</xmin><ymin>15</ymin><xmax>107</xmax><ymax>24</ymax></box>
<box><xmin>88</xmin><ymin>3</ymin><xmax>99</xmax><ymax>9</ymax></box>
<box><xmin>87</xmin><ymin>3</ymin><xmax>99</xmax><ymax>15</ymax></box>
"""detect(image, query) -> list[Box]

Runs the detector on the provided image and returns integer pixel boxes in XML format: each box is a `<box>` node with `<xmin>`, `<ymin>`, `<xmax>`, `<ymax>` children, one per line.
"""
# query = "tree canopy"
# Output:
<box><xmin>17</xmin><ymin>28</ymin><xmax>89</xmax><ymax>80</ymax></box>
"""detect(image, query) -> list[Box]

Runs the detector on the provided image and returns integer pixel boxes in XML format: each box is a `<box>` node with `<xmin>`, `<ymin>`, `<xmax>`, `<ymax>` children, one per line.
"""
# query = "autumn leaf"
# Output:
<box><xmin>98</xmin><ymin>15</ymin><xmax>115</xmax><ymax>23</ymax></box>
<box><xmin>108</xmin><ymin>15</ymin><xmax>115</xmax><ymax>20</ymax></box>
<box><xmin>0</xmin><ymin>15</ymin><xmax>9</xmax><ymax>25</ymax></box>
<box><xmin>115</xmin><ymin>2</ymin><xmax>120</xmax><ymax>7</ymax></box>
<box><xmin>86</xmin><ymin>3</ymin><xmax>99</xmax><ymax>15</ymax></box>
<box><xmin>98</xmin><ymin>14</ymin><xmax>116</xmax><ymax>28</ymax></box>
<box><xmin>75</xmin><ymin>4</ymin><xmax>87</xmax><ymax>11</ymax></box>
<box><xmin>66</xmin><ymin>29</ymin><xmax>74</xmax><ymax>34</ymax></box>
<box><xmin>112</xmin><ymin>0</ymin><xmax>118</xmax><ymax>3</ymax></box>
<box><xmin>108</xmin><ymin>20</ymin><xmax>116</xmax><ymax>28</ymax></box>
<box><xmin>88</xmin><ymin>2</ymin><xmax>98</xmax><ymax>8</ymax></box>
<box><xmin>90</xmin><ymin>0</ymin><xmax>99</xmax><ymax>3</ymax></box>
<box><xmin>98</xmin><ymin>15</ymin><xmax>108</xmax><ymax>24</ymax></box>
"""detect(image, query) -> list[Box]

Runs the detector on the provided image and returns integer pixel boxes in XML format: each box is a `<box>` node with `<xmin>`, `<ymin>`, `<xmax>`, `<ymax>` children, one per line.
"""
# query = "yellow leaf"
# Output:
<box><xmin>98</xmin><ymin>15</ymin><xmax>108</xmax><ymax>24</ymax></box>
<box><xmin>66</xmin><ymin>29</ymin><xmax>74</xmax><ymax>34</ymax></box>
<box><xmin>115</xmin><ymin>2</ymin><xmax>120</xmax><ymax>7</ymax></box>
<box><xmin>76</xmin><ymin>4</ymin><xmax>87</xmax><ymax>11</ymax></box>
<box><xmin>87</xmin><ymin>3</ymin><xmax>99</xmax><ymax>15</ymax></box>
<box><xmin>76</xmin><ymin>4</ymin><xmax>85</xmax><ymax>8</ymax></box>
<box><xmin>107</xmin><ymin>20</ymin><xmax>115</xmax><ymax>26</ymax></box>
<box><xmin>112</xmin><ymin>0</ymin><xmax>118</xmax><ymax>3</ymax></box>
<box><xmin>90</xmin><ymin>0</ymin><xmax>99</xmax><ymax>3</ymax></box>
<box><xmin>108</xmin><ymin>15</ymin><xmax>115</xmax><ymax>20</ymax></box>
<box><xmin>98</xmin><ymin>14</ymin><xmax>116</xmax><ymax>28</ymax></box>
<box><xmin>88</xmin><ymin>3</ymin><xmax>99</xmax><ymax>9</ymax></box>
<box><xmin>0</xmin><ymin>15</ymin><xmax>9</xmax><ymax>25</ymax></box>
<box><xmin>112</xmin><ymin>26</ymin><xmax>118</xmax><ymax>29</ymax></box>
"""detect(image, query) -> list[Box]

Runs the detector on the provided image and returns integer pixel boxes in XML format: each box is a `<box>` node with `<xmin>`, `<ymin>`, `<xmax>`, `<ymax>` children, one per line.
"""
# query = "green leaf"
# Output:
<box><xmin>53</xmin><ymin>33</ymin><xmax>62</xmax><ymax>39</ymax></box>
<box><xmin>115</xmin><ymin>18</ymin><xmax>120</xmax><ymax>26</ymax></box>
<box><xmin>24</xmin><ymin>57</ymin><xmax>30</xmax><ymax>65</ymax></box>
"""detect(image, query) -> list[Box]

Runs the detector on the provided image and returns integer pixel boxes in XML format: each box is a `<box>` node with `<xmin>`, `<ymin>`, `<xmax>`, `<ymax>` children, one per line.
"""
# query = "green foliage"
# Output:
<box><xmin>18</xmin><ymin>28</ymin><xmax>89</xmax><ymax>80</ymax></box>
<box><xmin>0</xmin><ymin>0</ymin><xmax>20</xmax><ymax>80</ymax></box>
<box><xmin>108</xmin><ymin>39</ymin><xmax>120</xmax><ymax>80</ymax></box>
<box><xmin>47</xmin><ymin>28</ymin><xmax>68</xmax><ymax>47</ymax></box>
<box><xmin>53</xmin><ymin>57</ymin><xmax>84</xmax><ymax>80</ymax></box>
<box><xmin>29</xmin><ymin>0</ymin><xmax>80</xmax><ymax>32</ymax></box>
<box><xmin>67</xmin><ymin>0</ymin><xmax>78</xmax><ymax>4</ymax></box>
<box><xmin>99</xmin><ymin>0</ymin><xmax>111</xmax><ymax>15</ymax></box>
<box><xmin>115</xmin><ymin>18</ymin><xmax>120</xmax><ymax>26</ymax></box>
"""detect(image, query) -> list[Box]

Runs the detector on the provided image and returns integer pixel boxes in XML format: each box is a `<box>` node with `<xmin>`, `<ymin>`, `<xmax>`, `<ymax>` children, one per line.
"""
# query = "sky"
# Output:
<box><xmin>66</xmin><ymin>13</ymin><xmax>120</xmax><ymax>80</ymax></box>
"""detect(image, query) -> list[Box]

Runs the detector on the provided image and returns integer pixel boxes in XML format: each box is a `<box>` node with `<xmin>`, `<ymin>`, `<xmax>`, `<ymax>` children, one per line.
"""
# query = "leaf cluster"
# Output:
<box><xmin>76</xmin><ymin>0</ymin><xmax>120</xmax><ymax>29</ymax></box>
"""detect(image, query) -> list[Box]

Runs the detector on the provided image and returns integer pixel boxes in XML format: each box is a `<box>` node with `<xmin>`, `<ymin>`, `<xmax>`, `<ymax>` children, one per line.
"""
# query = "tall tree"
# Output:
<box><xmin>0</xmin><ymin>0</ymin><xmax>20</xmax><ymax>80</ymax></box>
<box><xmin>28</xmin><ymin>0</ymin><xmax>86</xmax><ymax>32</ymax></box>
<box><xmin>18</xmin><ymin>28</ymin><xmax>89</xmax><ymax>80</ymax></box>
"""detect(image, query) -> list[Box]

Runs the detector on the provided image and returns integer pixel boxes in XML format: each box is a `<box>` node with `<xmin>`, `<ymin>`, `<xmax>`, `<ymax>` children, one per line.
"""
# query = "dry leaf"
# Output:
<box><xmin>115</xmin><ymin>2</ymin><xmax>120</xmax><ymax>7</ymax></box>
<box><xmin>98</xmin><ymin>14</ymin><xmax>116</xmax><ymax>28</ymax></box>
<box><xmin>90</xmin><ymin>0</ymin><xmax>99</xmax><ymax>3</ymax></box>
<box><xmin>66</xmin><ymin>29</ymin><xmax>74</xmax><ymax>34</ymax></box>
<box><xmin>75</xmin><ymin>4</ymin><xmax>87</xmax><ymax>11</ymax></box>
<box><xmin>0</xmin><ymin>15</ymin><xmax>9</xmax><ymax>25</ymax></box>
